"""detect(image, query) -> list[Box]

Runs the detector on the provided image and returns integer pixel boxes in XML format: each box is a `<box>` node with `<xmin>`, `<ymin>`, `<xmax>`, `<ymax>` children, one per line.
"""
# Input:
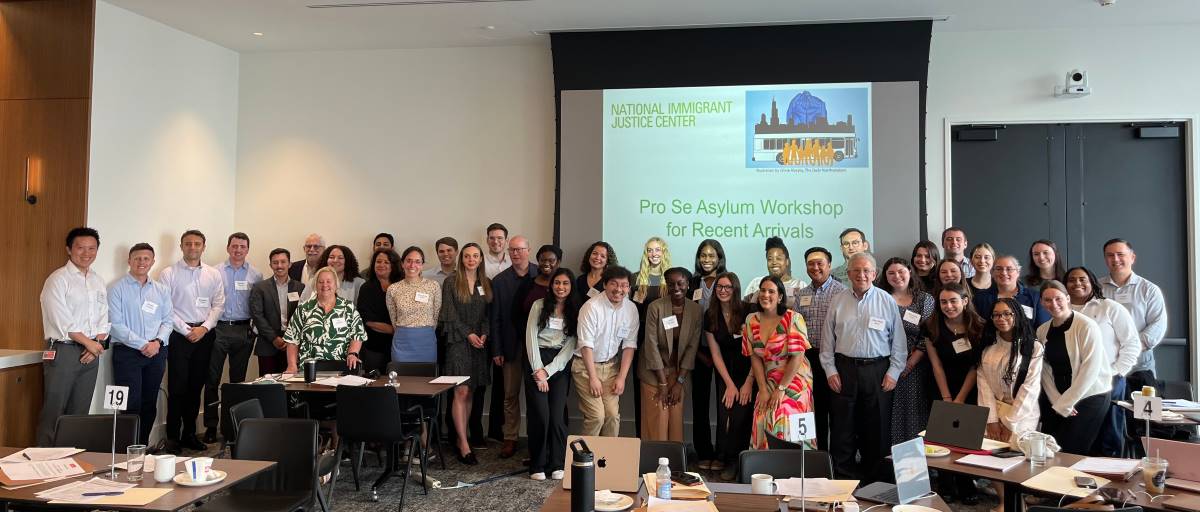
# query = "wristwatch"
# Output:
<box><xmin>676</xmin><ymin>375</ymin><xmax>686</xmax><ymax>384</ymax></box>
<box><xmin>347</xmin><ymin>351</ymin><xmax>360</xmax><ymax>358</ymax></box>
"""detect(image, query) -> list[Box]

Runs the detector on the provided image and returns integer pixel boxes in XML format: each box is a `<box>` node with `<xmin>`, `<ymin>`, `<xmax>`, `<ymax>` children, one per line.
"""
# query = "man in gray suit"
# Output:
<box><xmin>250</xmin><ymin>248</ymin><xmax>305</xmax><ymax>375</ymax></box>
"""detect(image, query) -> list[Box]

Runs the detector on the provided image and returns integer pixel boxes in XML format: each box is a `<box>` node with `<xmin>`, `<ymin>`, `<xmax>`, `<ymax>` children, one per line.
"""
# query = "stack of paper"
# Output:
<box><xmin>1022</xmin><ymin>466</ymin><xmax>1111</xmax><ymax>498</ymax></box>
<box><xmin>0</xmin><ymin>458</ymin><xmax>88</xmax><ymax>485</ymax></box>
<box><xmin>430</xmin><ymin>376</ymin><xmax>470</xmax><ymax>385</ymax></box>
<box><xmin>643</xmin><ymin>473</ymin><xmax>712</xmax><ymax>500</ymax></box>
<box><xmin>37</xmin><ymin>477</ymin><xmax>136</xmax><ymax>503</ymax></box>
<box><xmin>312</xmin><ymin>374</ymin><xmax>374</xmax><ymax>387</ymax></box>
<box><xmin>954</xmin><ymin>454</ymin><xmax>1025</xmax><ymax>472</ymax></box>
<box><xmin>775</xmin><ymin>478</ymin><xmax>859</xmax><ymax>503</ymax></box>
<box><xmin>647</xmin><ymin>496</ymin><xmax>719</xmax><ymax>511</ymax></box>
<box><xmin>1070</xmin><ymin>457</ymin><xmax>1142</xmax><ymax>480</ymax></box>
<box><xmin>0</xmin><ymin>448</ymin><xmax>83</xmax><ymax>463</ymax></box>
<box><xmin>1162</xmin><ymin>399</ymin><xmax>1200</xmax><ymax>411</ymax></box>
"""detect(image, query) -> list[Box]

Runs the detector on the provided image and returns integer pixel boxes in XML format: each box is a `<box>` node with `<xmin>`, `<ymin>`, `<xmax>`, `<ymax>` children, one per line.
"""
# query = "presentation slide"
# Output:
<box><xmin>557</xmin><ymin>81</ymin><xmax>918</xmax><ymax>289</ymax></box>
<box><xmin>602</xmin><ymin>83</ymin><xmax>872</xmax><ymax>284</ymax></box>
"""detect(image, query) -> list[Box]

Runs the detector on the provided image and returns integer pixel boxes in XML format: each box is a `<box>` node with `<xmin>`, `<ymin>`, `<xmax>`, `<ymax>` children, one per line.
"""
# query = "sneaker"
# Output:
<box><xmin>530</xmin><ymin>472</ymin><xmax>547</xmax><ymax>481</ymax></box>
<box><xmin>551</xmin><ymin>470</ymin><xmax>564</xmax><ymax>480</ymax></box>
<box><xmin>719</xmin><ymin>467</ymin><xmax>736</xmax><ymax>482</ymax></box>
<box><xmin>697</xmin><ymin>460</ymin><xmax>713</xmax><ymax>470</ymax></box>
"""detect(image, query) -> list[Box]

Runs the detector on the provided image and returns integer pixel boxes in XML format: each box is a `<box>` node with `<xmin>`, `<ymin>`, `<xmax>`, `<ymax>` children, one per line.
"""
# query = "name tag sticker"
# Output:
<box><xmin>477</xmin><ymin>286</ymin><xmax>485</xmax><ymax>296</ymax></box>
<box><xmin>868</xmin><ymin>316</ymin><xmax>886</xmax><ymax>331</ymax></box>
<box><xmin>287</xmin><ymin>292</ymin><xmax>301</xmax><ymax>302</ymax></box>
<box><xmin>415</xmin><ymin>292</ymin><xmax>431</xmax><ymax>303</ymax></box>
<box><xmin>42</xmin><ymin>350</ymin><xmax>56</xmax><ymax>361</ymax></box>
<box><xmin>235</xmin><ymin>280</ymin><xmax>249</xmax><ymax>291</ymax></box>
<box><xmin>692</xmin><ymin>289</ymin><xmax>703</xmax><ymax>301</ymax></box>
<box><xmin>548</xmin><ymin>317</ymin><xmax>564</xmax><ymax>330</ymax></box>
<box><xmin>587</xmin><ymin>288</ymin><xmax>601</xmax><ymax>298</ymax></box>
<box><xmin>331</xmin><ymin>318</ymin><xmax>348</xmax><ymax>330</ymax></box>
<box><xmin>733</xmin><ymin>333</ymin><xmax>743</xmax><ymax>339</ymax></box>
<box><xmin>617</xmin><ymin>326</ymin><xmax>631</xmax><ymax>339</ymax></box>
<box><xmin>1022</xmin><ymin>305</ymin><xmax>1034</xmax><ymax>319</ymax></box>
<box><xmin>903</xmin><ymin>309</ymin><xmax>921</xmax><ymax>325</ymax></box>
<box><xmin>195</xmin><ymin>297</ymin><xmax>210</xmax><ymax>308</ymax></box>
<box><xmin>952</xmin><ymin>338</ymin><xmax>972</xmax><ymax>354</ymax></box>
<box><xmin>662</xmin><ymin>315</ymin><xmax>679</xmax><ymax>330</ymax></box>
<box><xmin>798</xmin><ymin>295</ymin><xmax>813</xmax><ymax>307</ymax></box>
<box><xmin>141</xmin><ymin>301</ymin><xmax>159</xmax><ymax>314</ymax></box>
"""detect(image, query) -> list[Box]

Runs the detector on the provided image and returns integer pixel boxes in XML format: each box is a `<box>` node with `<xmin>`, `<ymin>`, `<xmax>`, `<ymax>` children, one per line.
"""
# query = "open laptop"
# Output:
<box><xmin>854</xmin><ymin>437</ymin><xmax>932</xmax><ymax>505</ymax></box>
<box><xmin>1142</xmin><ymin>437</ymin><xmax>1200</xmax><ymax>491</ymax></box>
<box><xmin>562</xmin><ymin>435</ymin><xmax>642</xmax><ymax>493</ymax></box>
<box><xmin>924</xmin><ymin>401</ymin><xmax>989</xmax><ymax>450</ymax></box>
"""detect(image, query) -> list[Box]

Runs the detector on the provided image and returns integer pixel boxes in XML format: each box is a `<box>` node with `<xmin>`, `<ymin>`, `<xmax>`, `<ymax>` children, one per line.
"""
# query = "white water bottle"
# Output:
<box><xmin>656</xmin><ymin>457</ymin><xmax>672</xmax><ymax>499</ymax></box>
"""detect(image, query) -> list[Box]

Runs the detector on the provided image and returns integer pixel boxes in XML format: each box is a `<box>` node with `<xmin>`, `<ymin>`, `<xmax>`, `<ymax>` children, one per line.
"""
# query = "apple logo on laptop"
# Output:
<box><xmin>952</xmin><ymin>420</ymin><xmax>961</xmax><ymax>429</ymax></box>
<box><xmin>598</xmin><ymin>457</ymin><xmax>607</xmax><ymax>469</ymax></box>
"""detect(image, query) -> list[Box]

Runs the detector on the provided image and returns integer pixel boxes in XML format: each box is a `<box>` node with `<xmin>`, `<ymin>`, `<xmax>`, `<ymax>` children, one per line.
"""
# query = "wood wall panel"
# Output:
<box><xmin>0</xmin><ymin>0</ymin><xmax>94</xmax><ymax>100</ymax></box>
<box><xmin>0</xmin><ymin>364</ymin><xmax>43</xmax><ymax>446</ymax></box>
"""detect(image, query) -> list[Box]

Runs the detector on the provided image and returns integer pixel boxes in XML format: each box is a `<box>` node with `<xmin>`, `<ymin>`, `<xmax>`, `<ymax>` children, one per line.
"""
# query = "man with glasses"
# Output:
<box><xmin>574</xmin><ymin>266</ymin><xmax>639</xmax><ymax>436</ymax></box>
<box><xmin>487</xmin><ymin>235</ymin><xmax>536</xmax><ymax>457</ymax></box>
<box><xmin>820</xmin><ymin>252</ymin><xmax>906</xmax><ymax>481</ymax></box>
<box><xmin>1099</xmin><ymin>239</ymin><xmax>1166</xmax><ymax>413</ymax></box>
<box><xmin>830</xmin><ymin>228</ymin><xmax>870</xmax><ymax>286</ymax></box>
<box><xmin>288</xmin><ymin>233</ymin><xmax>325</xmax><ymax>284</ymax></box>
<box><xmin>972</xmin><ymin>254</ymin><xmax>1050</xmax><ymax>325</ymax></box>
<box><xmin>793</xmin><ymin>246</ymin><xmax>846</xmax><ymax>451</ymax></box>
<box><xmin>941</xmin><ymin>227</ymin><xmax>975</xmax><ymax>279</ymax></box>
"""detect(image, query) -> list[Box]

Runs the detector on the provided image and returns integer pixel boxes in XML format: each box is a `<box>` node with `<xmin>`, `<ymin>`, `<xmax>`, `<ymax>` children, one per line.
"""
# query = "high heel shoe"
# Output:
<box><xmin>457</xmin><ymin>447</ymin><xmax>478</xmax><ymax>466</ymax></box>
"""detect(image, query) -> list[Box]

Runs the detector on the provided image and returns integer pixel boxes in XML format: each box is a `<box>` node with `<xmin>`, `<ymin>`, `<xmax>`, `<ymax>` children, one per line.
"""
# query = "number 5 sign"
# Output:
<box><xmin>104</xmin><ymin>385</ymin><xmax>129</xmax><ymax>411</ymax></box>
<box><xmin>1133</xmin><ymin>394</ymin><xmax>1163</xmax><ymax>421</ymax></box>
<box><xmin>788</xmin><ymin>412</ymin><xmax>816</xmax><ymax>443</ymax></box>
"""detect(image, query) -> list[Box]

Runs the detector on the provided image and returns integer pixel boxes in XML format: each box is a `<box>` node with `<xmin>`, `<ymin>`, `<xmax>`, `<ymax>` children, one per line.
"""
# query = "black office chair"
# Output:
<box><xmin>218</xmin><ymin>383</ymin><xmax>292</xmax><ymax>455</ymax></box>
<box><xmin>52</xmin><ymin>414</ymin><xmax>140</xmax><ymax>453</ymax></box>
<box><xmin>737</xmin><ymin>449</ymin><xmax>834</xmax><ymax>483</ymax></box>
<box><xmin>331</xmin><ymin>385</ymin><xmax>425</xmax><ymax>511</ymax></box>
<box><xmin>1028</xmin><ymin>507</ymin><xmax>1142</xmax><ymax>512</ymax></box>
<box><xmin>194</xmin><ymin>418</ymin><xmax>327</xmax><ymax>512</ymax></box>
<box><xmin>229</xmin><ymin>399</ymin><xmax>264</xmax><ymax>441</ymax></box>
<box><xmin>639</xmin><ymin>441</ymin><xmax>687</xmax><ymax>475</ymax></box>
<box><xmin>385</xmin><ymin>361</ymin><xmax>445</xmax><ymax>469</ymax></box>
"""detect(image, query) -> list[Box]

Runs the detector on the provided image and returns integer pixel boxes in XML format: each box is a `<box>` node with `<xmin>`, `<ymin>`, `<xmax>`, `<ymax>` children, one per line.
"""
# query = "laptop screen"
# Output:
<box><xmin>891</xmin><ymin>437</ymin><xmax>932</xmax><ymax>504</ymax></box>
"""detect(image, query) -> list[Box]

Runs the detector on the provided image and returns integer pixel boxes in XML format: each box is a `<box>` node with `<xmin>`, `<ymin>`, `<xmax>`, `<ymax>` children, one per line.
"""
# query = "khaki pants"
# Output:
<box><xmin>639</xmin><ymin>370</ymin><xmax>684</xmax><ymax>442</ymax></box>
<box><xmin>572</xmin><ymin>357</ymin><xmax>621</xmax><ymax>436</ymax></box>
<box><xmin>501</xmin><ymin>360</ymin><xmax>523</xmax><ymax>441</ymax></box>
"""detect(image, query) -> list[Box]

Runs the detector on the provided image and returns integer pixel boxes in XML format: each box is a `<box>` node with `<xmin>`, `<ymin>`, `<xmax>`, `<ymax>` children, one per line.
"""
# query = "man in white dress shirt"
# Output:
<box><xmin>158</xmin><ymin>230</ymin><xmax>226</xmax><ymax>454</ymax></box>
<box><xmin>483</xmin><ymin>223</ymin><xmax>511</xmax><ymax>279</ymax></box>
<box><xmin>38</xmin><ymin>227</ymin><xmax>110</xmax><ymax>446</ymax></box>
<box><xmin>573</xmin><ymin>266</ymin><xmax>639</xmax><ymax>436</ymax></box>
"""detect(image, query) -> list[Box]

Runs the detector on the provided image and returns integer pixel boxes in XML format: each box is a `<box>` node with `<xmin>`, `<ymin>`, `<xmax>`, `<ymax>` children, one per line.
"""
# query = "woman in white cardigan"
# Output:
<box><xmin>1037</xmin><ymin>280</ymin><xmax>1113</xmax><ymax>455</ymax></box>
<box><xmin>1065</xmin><ymin>266</ymin><xmax>1141</xmax><ymax>457</ymax></box>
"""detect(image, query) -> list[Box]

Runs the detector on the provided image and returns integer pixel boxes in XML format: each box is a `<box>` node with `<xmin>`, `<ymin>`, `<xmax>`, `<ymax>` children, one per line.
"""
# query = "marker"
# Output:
<box><xmin>81</xmin><ymin>492</ymin><xmax>125</xmax><ymax>497</ymax></box>
<box><xmin>22</xmin><ymin>453</ymin><xmax>31</xmax><ymax>460</ymax></box>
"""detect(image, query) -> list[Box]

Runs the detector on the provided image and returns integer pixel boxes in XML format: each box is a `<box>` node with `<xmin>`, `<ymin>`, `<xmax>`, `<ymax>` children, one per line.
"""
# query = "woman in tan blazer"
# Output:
<box><xmin>638</xmin><ymin>267</ymin><xmax>703</xmax><ymax>441</ymax></box>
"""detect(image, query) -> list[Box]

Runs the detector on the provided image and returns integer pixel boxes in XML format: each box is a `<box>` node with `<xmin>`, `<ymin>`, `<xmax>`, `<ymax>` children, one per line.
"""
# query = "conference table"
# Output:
<box><xmin>279</xmin><ymin>374</ymin><xmax>458</xmax><ymax>397</ymax></box>
<box><xmin>0</xmin><ymin>447</ymin><xmax>275</xmax><ymax>511</ymax></box>
<box><xmin>540</xmin><ymin>482</ymin><xmax>953</xmax><ymax>512</ymax></box>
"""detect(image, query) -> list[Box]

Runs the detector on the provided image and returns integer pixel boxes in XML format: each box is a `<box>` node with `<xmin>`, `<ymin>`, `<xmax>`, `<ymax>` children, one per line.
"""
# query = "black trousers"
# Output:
<box><xmin>1042</xmin><ymin>391</ymin><xmax>1109</xmax><ymax>455</ymax></box>
<box><xmin>112</xmin><ymin>344</ymin><xmax>168</xmax><ymax>445</ymax></box>
<box><xmin>829</xmin><ymin>355</ymin><xmax>893</xmax><ymax>481</ymax></box>
<box><xmin>691</xmin><ymin>354</ymin><xmax>714</xmax><ymax>461</ymax></box>
<box><xmin>487</xmin><ymin>363</ymin><xmax>505</xmax><ymax>441</ymax></box>
<box><xmin>525</xmin><ymin>349</ymin><xmax>572</xmax><ymax>474</ymax></box>
<box><xmin>805</xmin><ymin>347</ymin><xmax>832</xmax><ymax>451</ymax></box>
<box><xmin>166</xmin><ymin>330</ymin><xmax>214</xmax><ymax>442</ymax></box>
<box><xmin>204</xmin><ymin>323</ymin><xmax>252</xmax><ymax>431</ymax></box>
<box><xmin>713</xmin><ymin>374</ymin><xmax>753</xmax><ymax>465</ymax></box>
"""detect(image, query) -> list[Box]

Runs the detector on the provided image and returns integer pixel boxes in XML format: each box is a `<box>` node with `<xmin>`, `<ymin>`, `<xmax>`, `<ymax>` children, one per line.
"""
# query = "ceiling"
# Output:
<box><xmin>105</xmin><ymin>0</ymin><xmax>1200</xmax><ymax>52</ymax></box>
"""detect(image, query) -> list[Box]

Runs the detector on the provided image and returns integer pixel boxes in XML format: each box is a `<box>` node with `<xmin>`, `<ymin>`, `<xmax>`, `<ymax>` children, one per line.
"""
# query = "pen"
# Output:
<box><xmin>81</xmin><ymin>492</ymin><xmax>125</xmax><ymax>497</ymax></box>
<box><xmin>22</xmin><ymin>453</ymin><xmax>31</xmax><ymax>460</ymax></box>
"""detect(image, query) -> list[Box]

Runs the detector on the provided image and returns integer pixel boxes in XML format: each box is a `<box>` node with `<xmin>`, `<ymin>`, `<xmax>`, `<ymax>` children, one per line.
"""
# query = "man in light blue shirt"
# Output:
<box><xmin>820</xmin><ymin>252</ymin><xmax>906</xmax><ymax>481</ymax></box>
<box><xmin>203</xmin><ymin>232</ymin><xmax>262</xmax><ymax>443</ymax></box>
<box><xmin>108</xmin><ymin>243</ymin><xmax>173</xmax><ymax>445</ymax></box>
<box><xmin>1100</xmin><ymin>239</ymin><xmax>1166</xmax><ymax>424</ymax></box>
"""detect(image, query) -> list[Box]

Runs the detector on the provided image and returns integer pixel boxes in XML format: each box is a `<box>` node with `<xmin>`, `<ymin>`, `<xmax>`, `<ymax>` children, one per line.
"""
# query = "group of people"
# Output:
<box><xmin>38</xmin><ymin>223</ymin><xmax>1168</xmax><ymax>498</ymax></box>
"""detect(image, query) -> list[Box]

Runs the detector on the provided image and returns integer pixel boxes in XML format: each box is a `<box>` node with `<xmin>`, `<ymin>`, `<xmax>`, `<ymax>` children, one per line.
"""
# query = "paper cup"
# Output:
<box><xmin>186</xmin><ymin>457</ymin><xmax>214</xmax><ymax>483</ymax></box>
<box><xmin>153</xmin><ymin>455</ymin><xmax>176</xmax><ymax>483</ymax></box>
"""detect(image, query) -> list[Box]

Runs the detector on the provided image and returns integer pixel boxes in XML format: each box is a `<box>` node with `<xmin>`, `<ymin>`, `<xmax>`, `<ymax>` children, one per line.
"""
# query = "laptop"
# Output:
<box><xmin>924</xmin><ymin>401</ymin><xmax>989</xmax><ymax>450</ymax></box>
<box><xmin>1142</xmin><ymin>437</ymin><xmax>1200</xmax><ymax>491</ymax></box>
<box><xmin>854</xmin><ymin>437</ymin><xmax>932</xmax><ymax>505</ymax></box>
<box><xmin>562</xmin><ymin>435</ymin><xmax>642</xmax><ymax>493</ymax></box>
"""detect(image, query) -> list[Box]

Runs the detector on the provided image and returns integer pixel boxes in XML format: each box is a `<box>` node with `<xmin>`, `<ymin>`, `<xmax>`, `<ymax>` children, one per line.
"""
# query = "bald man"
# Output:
<box><xmin>487</xmin><ymin>235</ymin><xmax>536</xmax><ymax>457</ymax></box>
<box><xmin>288</xmin><ymin>233</ymin><xmax>325</xmax><ymax>284</ymax></box>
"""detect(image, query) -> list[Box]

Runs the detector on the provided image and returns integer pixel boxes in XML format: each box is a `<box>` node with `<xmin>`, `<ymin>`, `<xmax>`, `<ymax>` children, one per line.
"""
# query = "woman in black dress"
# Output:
<box><xmin>440</xmin><ymin>243</ymin><xmax>492</xmax><ymax>465</ymax></box>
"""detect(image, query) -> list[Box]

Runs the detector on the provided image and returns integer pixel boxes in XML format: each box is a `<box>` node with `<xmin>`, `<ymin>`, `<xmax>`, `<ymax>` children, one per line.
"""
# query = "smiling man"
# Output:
<box><xmin>108</xmin><ymin>243</ymin><xmax>173</xmax><ymax>444</ymax></box>
<box><xmin>829</xmin><ymin>228</ymin><xmax>870</xmax><ymax>286</ymax></box>
<box><xmin>793</xmin><ymin>246</ymin><xmax>846</xmax><ymax>451</ymax></box>
<box><xmin>574</xmin><ymin>266</ymin><xmax>639</xmax><ymax>436</ymax></box>
<box><xmin>487</xmin><ymin>235</ymin><xmax>536</xmax><ymax>457</ymax></box>
<box><xmin>1099</xmin><ymin>238</ymin><xmax>1166</xmax><ymax>410</ymax></box>
<box><xmin>203</xmin><ymin>232</ymin><xmax>262</xmax><ymax>443</ymax></box>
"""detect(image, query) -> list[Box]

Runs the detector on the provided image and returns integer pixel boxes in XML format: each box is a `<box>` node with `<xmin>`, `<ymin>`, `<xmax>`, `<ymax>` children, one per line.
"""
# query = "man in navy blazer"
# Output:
<box><xmin>252</xmin><ymin>248</ymin><xmax>305</xmax><ymax>375</ymax></box>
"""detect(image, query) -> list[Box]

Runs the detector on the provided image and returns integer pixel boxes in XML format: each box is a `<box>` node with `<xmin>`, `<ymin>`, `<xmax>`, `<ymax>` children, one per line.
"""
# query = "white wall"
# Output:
<box><xmin>234</xmin><ymin>45</ymin><xmax>555</xmax><ymax>270</ymax></box>
<box><xmin>87</xmin><ymin>0</ymin><xmax>240</xmax><ymax>422</ymax></box>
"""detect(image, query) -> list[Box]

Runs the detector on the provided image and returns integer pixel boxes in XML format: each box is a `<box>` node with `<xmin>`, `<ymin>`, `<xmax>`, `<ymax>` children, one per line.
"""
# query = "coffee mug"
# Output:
<box><xmin>751</xmin><ymin>473</ymin><xmax>777</xmax><ymax>495</ymax></box>
<box><xmin>186</xmin><ymin>457</ymin><xmax>214</xmax><ymax>482</ymax></box>
<box><xmin>153</xmin><ymin>454</ymin><xmax>176</xmax><ymax>483</ymax></box>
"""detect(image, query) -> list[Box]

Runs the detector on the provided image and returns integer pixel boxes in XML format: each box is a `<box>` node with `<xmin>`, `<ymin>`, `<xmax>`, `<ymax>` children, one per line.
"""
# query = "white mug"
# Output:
<box><xmin>751</xmin><ymin>473</ymin><xmax>777</xmax><ymax>495</ymax></box>
<box><xmin>153</xmin><ymin>455</ymin><xmax>175</xmax><ymax>483</ymax></box>
<box><xmin>186</xmin><ymin>457</ymin><xmax>214</xmax><ymax>482</ymax></box>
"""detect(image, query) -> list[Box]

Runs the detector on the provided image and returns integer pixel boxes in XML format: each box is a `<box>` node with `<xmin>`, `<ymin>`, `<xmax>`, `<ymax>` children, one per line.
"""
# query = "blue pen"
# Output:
<box><xmin>81</xmin><ymin>492</ymin><xmax>125</xmax><ymax>497</ymax></box>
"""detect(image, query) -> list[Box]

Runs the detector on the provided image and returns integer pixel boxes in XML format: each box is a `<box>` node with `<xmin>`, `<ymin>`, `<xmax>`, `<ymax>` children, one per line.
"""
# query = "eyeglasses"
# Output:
<box><xmin>991</xmin><ymin>311</ymin><xmax>1015</xmax><ymax>319</ymax></box>
<box><xmin>508</xmin><ymin>247</ymin><xmax>529</xmax><ymax>253</ymax></box>
<box><xmin>303</xmin><ymin>244</ymin><xmax>323</xmax><ymax>250</ymax></box>
<box><xmin>993</xmin><ymin>266</ymin><xmax>1020</xmax><ymax>274</ymax></box>
<box><xmin>714</xmin><ymin>284</ymin><xmax>735</xmax><ymax>291</ymax></box>
<box><xmin>840</xmin><ymin>239</ymin><xmax>864</xmax><ymax>248</ymax></box>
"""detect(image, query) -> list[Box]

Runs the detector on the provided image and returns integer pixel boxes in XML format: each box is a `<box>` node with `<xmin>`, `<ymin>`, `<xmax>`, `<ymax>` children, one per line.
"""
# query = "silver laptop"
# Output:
<box><xmin>562</xmin><ymin>435</ymin><xmax>642</xmax><ymax>493</ymax></box>
<box><xmin>1142</xmin><ymin>436</ymin><xmax>1200</xmax><ymax>489</ymax></box>
<box><xmin>853</xmin><ymin>437</ymin><xmax>932</xmax><ymax>505</ymax></box>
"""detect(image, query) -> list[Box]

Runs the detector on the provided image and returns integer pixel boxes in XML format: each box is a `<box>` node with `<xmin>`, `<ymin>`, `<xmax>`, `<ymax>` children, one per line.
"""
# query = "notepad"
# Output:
<box><xmin>775</xmin><ymin>478</ymin><xmax>859</xmax><ymax>502</ymax></box>
<box><xmin>430</xmin><ymin>376</ymin><xmax>470</xmax><ymax>385</ymax></box>
<box><xmin>0</xmin><ymin>448</ymin><xmax>84</xmax><ymax>463</ymax></box>
<box><xmin>1070</xmin><ymin>457</ymin><xmax>1142</xmax><ymax>479</ymax></box>
<box><xmin>1021</xmin><ymin>466</ymin><xmax>1111</xmax><ymax>498</ymax></box>
<box><xmin>312</xmin><ymin>375</ymin><xmax>374</xmax><ymax>387</ymax></box>
<box><xmin>647</xmin><ymin>496</ymin><xmax>719</xmax><ymax>511</ymax></box>
<box><xmin>954</xmin><ymin>454</ymin><xmax>1025</xmax><ymax>472</ymax></box>
<box><xmin>643</xmin><ymin>473</ymin><xmax>712</xmax><ymax>500</ymax></box>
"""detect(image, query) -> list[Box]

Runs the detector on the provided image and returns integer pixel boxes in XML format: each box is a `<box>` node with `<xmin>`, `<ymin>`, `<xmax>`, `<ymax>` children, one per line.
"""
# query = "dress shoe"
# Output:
<box><xmin>456</xmin><ymin>449</ymin><xmax>478</xmax><ymax>466</ymax></box>
<box><xmin>961</xmin><ymin>494</ymin><xmax>980</xmax><ymax>506</ymax></box>
<box><xmin>182</xmin><ymin>436</ymin><xmax>207</xmax><ymax>452</ymax></box>
<box><xmin>499</xmin><ymin>440</ymin><xmax>517</xmax><ymax>459</ymax></box>
<box><xmin>202</xmin><ymin>429</ymin><xmax>218</xmax><ymax>444</ymax></box>
<box><xmin>162</xmin><ymin>440</ymin><xmax>182</xmax><ymax>456</ymax></box>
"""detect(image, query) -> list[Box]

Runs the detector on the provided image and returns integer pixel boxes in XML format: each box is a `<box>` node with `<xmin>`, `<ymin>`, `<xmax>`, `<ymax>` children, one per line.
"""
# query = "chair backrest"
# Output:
<box><xmin>639</xmin><ymin>441</ymin><xmax>687</xmax><ymax>475</ymax></box>
<box><xmin>229</xmin><ymin>399</ymin><xmax>264</xmax><ymax>440</ymax></box>
<box><xmin>52</xmin><ymin>414</ymin><xmax>140</xmax><ymax>452</ymax></box>
<box><xmin>1162</xmin><ymin>380</ymin><xmax>1194</xmax><ymax>401</ymax></box>
<box><xmin>385</xmin><ymin>361</ymin><xmax>438</xmax><ymax>377</ymax></box>
<box><xmin>233</xmin><ymin>418</ymin><xmax>319</xmax><ymax>496</ymax></box>
<box><xmin>765</xmin><ymin>435</ymin><xmax>808</xmax><ymax>450</ymax></box>
<box><xmin>335</xmin><ymin>385</ymin><xmax>406</xmax><ymax>442</ymax></box>
<box><xmin>737</xmin><ymin>449</ymin><xmax>834</xmax><ymax>483</ymax></box>
<box><xmin>1028</xmin><ymin>507</ymin><xmax>1142</xmax><ymax>512</ymax></box>
<box><xmin>219</xmin><ymin>383</ymin><xmax>289</xmax><ymax>441</ymax></box>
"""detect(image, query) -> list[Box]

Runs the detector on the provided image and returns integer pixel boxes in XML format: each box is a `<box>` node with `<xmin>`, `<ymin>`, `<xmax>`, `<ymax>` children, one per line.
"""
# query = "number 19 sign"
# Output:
<box><xmin>104</xmin><ymin>385</ymin><xmax>129</xmax><ymax>411</ymax></box>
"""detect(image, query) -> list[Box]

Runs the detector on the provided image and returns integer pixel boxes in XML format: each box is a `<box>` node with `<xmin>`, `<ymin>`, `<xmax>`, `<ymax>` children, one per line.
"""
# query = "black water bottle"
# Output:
<box><xmin>570</xmin><ymin>439</ymin><xmax>595</xmax><ymax>512</ymax></box>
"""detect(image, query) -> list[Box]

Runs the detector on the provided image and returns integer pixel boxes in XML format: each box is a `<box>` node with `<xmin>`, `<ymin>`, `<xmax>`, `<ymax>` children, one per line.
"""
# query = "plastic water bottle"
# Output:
<box><xmin>656</xmin><ymin>457</ymin><xmax>672</xmax><ymax>499</ymax></box>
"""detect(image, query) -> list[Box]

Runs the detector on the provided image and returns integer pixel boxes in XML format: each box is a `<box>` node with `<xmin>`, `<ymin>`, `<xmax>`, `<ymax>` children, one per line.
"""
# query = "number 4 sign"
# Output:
<box><xmin>1133</xmin><ymin>394</ymin><xmax>1163</xmax><ymax>421</ymax></box>
<box><xmin>788</xmin><ymin>412</ymin><xmax>816</xmax><ymax>443</ymax></box>
<box><xmin>104</xmin><ymin>385</ymin><xmax>129</xmax><ymax>411</ymax></box>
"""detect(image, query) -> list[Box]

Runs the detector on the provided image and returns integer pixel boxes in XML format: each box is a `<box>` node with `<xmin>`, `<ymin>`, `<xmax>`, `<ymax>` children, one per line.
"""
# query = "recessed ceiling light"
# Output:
<box><xmin>252</xmin><ymin>32</ymin><xmax>264</xmax><ymax>36</ymax></box>
<box><xmin>483</xmin><ymin>25</ymin><xmax>495</xmax><ymax>30</ymax></box>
